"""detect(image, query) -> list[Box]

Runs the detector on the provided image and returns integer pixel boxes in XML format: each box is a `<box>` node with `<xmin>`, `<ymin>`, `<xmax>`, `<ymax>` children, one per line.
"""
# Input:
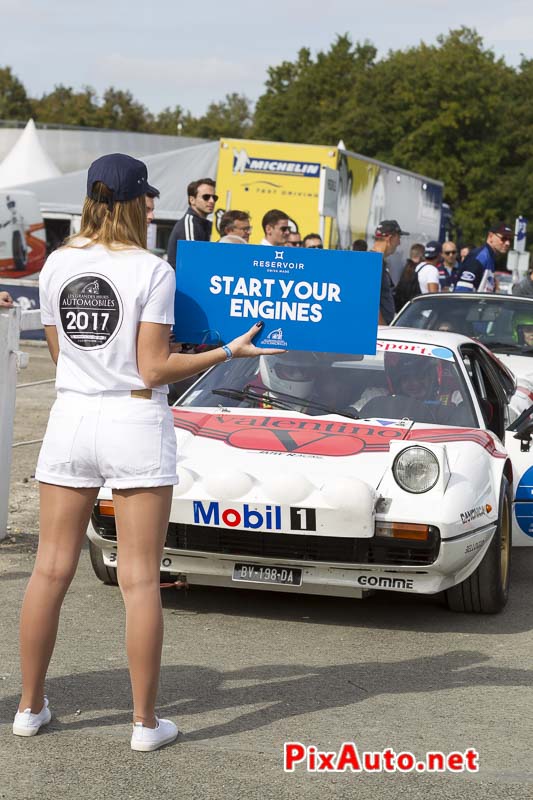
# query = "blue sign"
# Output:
<box><xmin>173</xmin><ymin>242</ymin><xmax>382</xmax><ymax>354</ymax></box>
<box><xmin>515</xmin><ymin>465</ymin><xmax>533</xmax><ymax>537</ymax></box>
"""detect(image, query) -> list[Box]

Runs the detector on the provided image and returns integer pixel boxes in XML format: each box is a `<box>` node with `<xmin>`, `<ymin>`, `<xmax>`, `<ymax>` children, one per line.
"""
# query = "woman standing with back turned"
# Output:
<box><xmin>13</xmin><ymin>153</ymin><xmax>277</xmax><ymax>751</ymax></box>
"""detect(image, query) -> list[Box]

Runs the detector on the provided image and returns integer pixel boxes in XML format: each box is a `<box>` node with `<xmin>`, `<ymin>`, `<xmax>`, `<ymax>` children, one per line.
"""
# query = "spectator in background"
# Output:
<box><xmin>352</xmin><ymin>239</ymin><xmax>368</xmax><ymax>251</ymax></box>
<box><xmin>455</xmin><ymin>223</ymin><xmax>513</xmax><ymax>293</ymax></box>
<box><xmin>260</xmin><ymin>210</ymin><xmax>291</xmax><ymax>246</ymax></box>
<box><xmin>166</xmin><ymin>178</ymin><xmax>217</xmax><ymax>267</ymax></box>
<box><xmin>393</xmin><ymin>243</ymin><xmax>425</xmax><ymax>312</ymax></box>
<box><xmin>438</xmin><ymin>240</ymin><xmax>460</xmax><ymax>291</ymax></box>
<box><xmin>287</xmin><ymin>231</ymin><xmax>302</xmax><ymax>247</ymax></box>
<box><xmin>303</xmin><ymin>233</ymin><xmax>323</xmax><ymax>249</ymax></box>
<box><xmin>371</xmin><ymin>220</ymin><xmax>409</xmax><ymax>325</ymax></box>
<box><xmin>218</xmin><ymin>210</ymin><xmax>251</xmax><ymax>243</ymax></box>
<box><xmin>145</xmin><ymin>191</ymin><xmax>158</xmax><ymax>226</ymax></box>
<box><xmin>409</xmin><ymin>243</ymin><xmax>425</xmax><ymax>265</ymax></box>
<box><xmin>0</xmin><ymin>290</ymin><xmax>14</xmax><ymax>307</ymax></box>
<box><xmin>416</xmin><ymin>241</ymin><xmax>441</xmax><ymax>294</ymax></box>
<box><xmin>145</xmin><ymin>189</ymin><xmax>159</xmax><ymax>251</ymax></box>
<box><xmin>460</xmin><ymin>244</ymin><xmax>474</xmax><ymax>262</ymax></box>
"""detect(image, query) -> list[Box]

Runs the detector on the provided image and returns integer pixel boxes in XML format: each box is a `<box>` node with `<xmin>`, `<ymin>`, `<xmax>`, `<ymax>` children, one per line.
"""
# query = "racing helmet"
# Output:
<box><xmin>384</xmin><ymin>352</ymin><xmax>441</xmax><ymax>400</ymax></box>
<box><xmin>259</xmin><ymin>352</ymin><xmax>321</xmax><ymax>400</ymax></box>
<box><xmin>512</xmin><ymin>312</ymin><xmax>533</xmax><ymax>344</ymax></box>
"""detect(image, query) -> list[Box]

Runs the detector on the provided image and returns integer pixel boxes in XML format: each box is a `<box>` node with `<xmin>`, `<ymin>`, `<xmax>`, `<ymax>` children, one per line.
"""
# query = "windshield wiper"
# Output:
<box><xmin>212</xmin><ymin>387</ymin><xmax>359</xmax><ymax>419</ymax></box>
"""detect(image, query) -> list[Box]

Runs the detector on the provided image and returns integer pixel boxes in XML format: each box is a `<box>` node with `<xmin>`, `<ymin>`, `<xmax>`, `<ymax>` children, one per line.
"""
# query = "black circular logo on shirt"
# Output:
<box><xmin>59</xmin><ymin>274</ymin><xmax>123</xmax><ymax>349</ymax></box>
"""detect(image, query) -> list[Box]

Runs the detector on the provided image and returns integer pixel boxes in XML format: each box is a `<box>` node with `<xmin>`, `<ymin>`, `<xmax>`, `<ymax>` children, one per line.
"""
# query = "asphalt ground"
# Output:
<box><xmin>1</xmin><ymin>345</ymin><xmax>532</xmax><ymax>799</ymax></box>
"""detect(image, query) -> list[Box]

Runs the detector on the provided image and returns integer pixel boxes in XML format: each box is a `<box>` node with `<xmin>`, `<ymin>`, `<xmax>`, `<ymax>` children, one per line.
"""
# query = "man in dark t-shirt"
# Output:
<box><xmin>371</xmin><ymin>220</ymin><xmax>410</xmax><ymax>324</ymax></box>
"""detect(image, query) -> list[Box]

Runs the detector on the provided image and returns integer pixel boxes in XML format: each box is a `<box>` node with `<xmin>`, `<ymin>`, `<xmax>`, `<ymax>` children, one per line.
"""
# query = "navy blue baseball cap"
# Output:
<box><xmin>489</xmin><ymin>222</ymin><xmax>513</xmax><ymax>240</ymax></box>
<box><xmin>424</xmin><ymin>240</ymin><xmax>442</xmax><ymax>259</ymax></box>
<box><xmin>87</xmin><ymin>153</ymin><xmax>159</xmax><ymax>202</ymax></box>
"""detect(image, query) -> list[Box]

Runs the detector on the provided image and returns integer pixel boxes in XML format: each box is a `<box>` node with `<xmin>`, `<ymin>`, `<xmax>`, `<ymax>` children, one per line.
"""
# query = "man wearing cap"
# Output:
<box><xmin>371</xmin><ymin>220</ymin><xmax>409</xmax><ymax>324</ymax></box>
<box><xmin>416</xmin><ymin>242</ymin><xmax>441</xmax><ymax>294</ymax></box>
<box><xmin>454</xmin><ymin>223</ymin><xmax>513</xmax><ymax>293</ymax></box>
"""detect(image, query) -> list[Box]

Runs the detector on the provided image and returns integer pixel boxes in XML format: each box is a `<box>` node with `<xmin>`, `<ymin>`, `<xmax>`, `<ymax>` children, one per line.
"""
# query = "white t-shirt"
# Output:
<box><xmin>416</xmin><ymin>262</ymin><xmax>440</xmax><ymax>294</ymax></box>
<box><xmin>39</xmin><ymin>240</ymin><xmax>175</xmax><ymax>394</ymax></box>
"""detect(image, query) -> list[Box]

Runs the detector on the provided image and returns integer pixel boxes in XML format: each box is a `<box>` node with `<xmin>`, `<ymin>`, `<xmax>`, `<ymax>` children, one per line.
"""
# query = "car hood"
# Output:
<box><xmin>171</xmin><ymin>407</ymin><xmax>501</xmax><ymax>501</ymax></box>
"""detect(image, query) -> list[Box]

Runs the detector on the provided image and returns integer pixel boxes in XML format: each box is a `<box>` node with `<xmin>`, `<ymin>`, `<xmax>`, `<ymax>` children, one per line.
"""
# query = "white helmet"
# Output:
<box><xmin>259</xmin><ymin>352</ymin><xmax>319</xmax><ymax>400</ymax></box>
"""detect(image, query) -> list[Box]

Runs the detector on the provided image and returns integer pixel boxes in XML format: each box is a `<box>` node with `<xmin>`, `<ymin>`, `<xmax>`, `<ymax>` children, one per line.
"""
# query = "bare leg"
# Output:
<box><xmin>19</xmin><ymin>483</ymin><xmax>99</xmax><ymax>712</ymax></box>
<box><xmin>112</xmin><ymin>486</ymin><xmax>172</xmax><ymax>728</ymax></box>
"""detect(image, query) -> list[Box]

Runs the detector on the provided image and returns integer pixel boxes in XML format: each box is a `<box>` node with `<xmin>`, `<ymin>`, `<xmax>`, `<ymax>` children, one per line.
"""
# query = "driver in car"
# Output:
<box><xmin>258</xmin><ymin>352</ymin><xmax>321</xmax><ymax>412</ymax></box>
<box><xmin>513</xmin><ymin>315</ymin><xmax>533</xmax><ymax>347</ymax></box>
<box><xmin>358</xmin><ymin>354</ymin><xmax>447</xmax><ymax>423</ymax></box>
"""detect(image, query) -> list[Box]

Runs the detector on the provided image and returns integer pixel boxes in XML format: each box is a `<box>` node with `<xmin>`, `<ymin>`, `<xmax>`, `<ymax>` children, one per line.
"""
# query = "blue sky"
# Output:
<box><xmin>2</xmin><ymin>0</ymin><xmax>532</xmax><ymax>117</ymax></box>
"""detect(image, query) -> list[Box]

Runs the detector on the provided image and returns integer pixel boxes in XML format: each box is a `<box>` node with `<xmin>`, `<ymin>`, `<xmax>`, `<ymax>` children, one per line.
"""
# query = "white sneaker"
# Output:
<box><xmin>130</xmin><ymin>717</ymin><xmax>179</xmax><ymax>752</ymax></box>
<box><xmin>13</xmin><ymin>696</ymin><xmax>52</xmax><ymax>737</ymax></box>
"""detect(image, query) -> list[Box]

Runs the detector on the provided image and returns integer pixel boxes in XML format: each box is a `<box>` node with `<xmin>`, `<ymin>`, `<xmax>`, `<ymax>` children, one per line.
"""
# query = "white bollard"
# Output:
<box><xmin>0</xmin><ymin>307</ymin><xmax>21</xmax><ymax>540</ymax></box>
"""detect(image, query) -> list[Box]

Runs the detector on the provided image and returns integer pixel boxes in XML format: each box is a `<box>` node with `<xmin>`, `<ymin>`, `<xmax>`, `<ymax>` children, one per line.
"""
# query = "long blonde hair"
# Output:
<box><xmin>66</xmin><ymin>182</ymin><xmax>147</xmax><ymax>250</ymax></box>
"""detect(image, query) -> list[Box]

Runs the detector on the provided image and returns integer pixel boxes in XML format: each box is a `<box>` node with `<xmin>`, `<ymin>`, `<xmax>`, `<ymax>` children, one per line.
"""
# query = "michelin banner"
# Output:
<box><xmin>173</xmin><ymin>242</ymin><xmax>381</xmax><ymax>354</ymax></box>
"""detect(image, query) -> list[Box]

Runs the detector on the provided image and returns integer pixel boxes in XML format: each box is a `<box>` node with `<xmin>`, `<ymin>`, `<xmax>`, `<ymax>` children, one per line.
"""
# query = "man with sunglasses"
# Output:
<box><xmin>303</xmin><ymin>233</ymin><xmax>323</xmax><ymax>249</ymax></box>
<box><xmin>287</xmin><ymin>231</ymin><xmax>302</xmax><ymax>247</ymax></box>
<box><xmin>454</xmin><ymin>223</ymin><xmax>513</xmax><ymax>293</ymax></box>
<box><xmin>166</xmin><ymin>178</ymin><xmax>217</xmax><ymax>268</ymax></box>
<box><xmin>438</xmin><ymin>240</ymin><xmax>460</xmax><ymax>291</ymax></box>
<box><xmin>260</xmin><ymin>209</ymin><xmax>291</xmax><ymax>246</ymax></box>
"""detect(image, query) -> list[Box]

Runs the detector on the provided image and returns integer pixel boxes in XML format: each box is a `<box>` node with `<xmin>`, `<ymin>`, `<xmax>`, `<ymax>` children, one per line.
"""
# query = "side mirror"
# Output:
<box><xmin>514</xmin><ymin>423</ymin><xmax>533</xmax><ymax>453</ymax></box>
<box><xmin>507</xmin><ymin>403</ymin><xmax>533</xmax><ymax>453</ymax></box>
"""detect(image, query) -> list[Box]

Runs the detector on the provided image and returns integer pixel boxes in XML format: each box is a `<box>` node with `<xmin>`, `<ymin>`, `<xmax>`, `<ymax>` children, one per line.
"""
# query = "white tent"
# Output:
<box><xmin>0</xmin><ymin>119</ymin><xmax>61</xmax><ymax>188</ymax></box>
<box><xmin>11</xmin><ymin>141</ymin><xmax>219</xmax><ymax>220</ymax></box>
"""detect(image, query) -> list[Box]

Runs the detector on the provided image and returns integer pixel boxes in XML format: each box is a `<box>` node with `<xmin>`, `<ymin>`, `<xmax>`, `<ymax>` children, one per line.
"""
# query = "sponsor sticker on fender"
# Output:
<box><xmin>460</xmin><ymin>506</ymin><xmax>486</xmax><ymax>525</ymax></box>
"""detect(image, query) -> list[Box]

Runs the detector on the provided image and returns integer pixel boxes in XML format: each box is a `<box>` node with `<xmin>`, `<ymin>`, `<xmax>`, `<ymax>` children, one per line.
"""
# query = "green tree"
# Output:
<box><xmin>185</xmin><ymin>93</ymin><xmax>253</xmax><ymax>139</ymax></box>
<box><xmin>33</xmin><ymin>85</ymin><xmax>100</xmax><ymax>127</ymax></box>
<box><xmin>96</xmin><ymin>88</ymin><xmax>154</xmax><ymax>132</ymax></box>
<box><xmin>0</xmin><ymin>66</ymin><xmax>32</xmax><ymax>120</ymax></box>
<box><xmin>252</xmin><ymin>28</ymin><xmax>528</xmax><ymax>243</ymax></box>
<box><xmin>357</xmin><ymin>28</ymin><xmax>517</xmax><ymax>241</ymax></box>
<box><xmin>253</xmin><ymin>36</ymin><xmax>377</xmax><ymax>145</ymax></box>
<box><xmin>154</xmin><ymin>104</ymin><xmax>195</xmax><ymax>136</ymax></box>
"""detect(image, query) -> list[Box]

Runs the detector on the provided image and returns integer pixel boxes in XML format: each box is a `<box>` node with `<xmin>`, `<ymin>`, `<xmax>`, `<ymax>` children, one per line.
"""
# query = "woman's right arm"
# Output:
<box><xmin>44</xmin><ymin>326</ymin><xmax>60</xmax><ymax>365</ymax></box>
<box><xmin>137</xmin><ymin>320</ymin><xmax>280</xmax><ymax>388</ymax></box>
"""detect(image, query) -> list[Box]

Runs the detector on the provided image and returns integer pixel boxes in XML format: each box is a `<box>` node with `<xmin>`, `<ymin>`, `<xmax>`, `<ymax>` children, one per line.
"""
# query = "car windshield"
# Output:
<box><xmin>175</xmin><ymin>343</ymin><xmax>478</xmax><ymax>428</ymax></box>
<box><xmin>394</xmin><ymin>296</ymin><xmax>533</xmax><ymax>354</ymax></box>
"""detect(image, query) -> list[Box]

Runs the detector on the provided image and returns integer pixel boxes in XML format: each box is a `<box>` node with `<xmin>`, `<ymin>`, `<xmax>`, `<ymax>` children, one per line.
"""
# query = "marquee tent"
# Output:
<box><xmin>0</xmin><ymin>119</ymin><xmax>61</xmax><ymax>188</ymax></box>
<box><xmin>9</xmin><ymin>141</ymin><xmax>219</xmax><ymax>220</ymax></box>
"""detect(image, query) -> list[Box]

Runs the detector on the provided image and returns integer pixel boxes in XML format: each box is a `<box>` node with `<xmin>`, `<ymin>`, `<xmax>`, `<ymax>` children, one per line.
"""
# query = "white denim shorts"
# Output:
<box><xmin>36</xmin><ymin>389</ymin><xmax>178</xmax><ymax>489</ymax></box>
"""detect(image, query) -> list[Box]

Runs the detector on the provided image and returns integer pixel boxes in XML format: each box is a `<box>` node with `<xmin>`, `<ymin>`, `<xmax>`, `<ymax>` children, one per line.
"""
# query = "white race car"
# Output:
<box><xmin>88</xmin><ymin>329</ymin><xmax>533</xmax><ymax>614</ymax></box>
<box><xmin>392</xmin><ymin>293</ymin><xmax>533</xmax><ymax>384</ymax></box>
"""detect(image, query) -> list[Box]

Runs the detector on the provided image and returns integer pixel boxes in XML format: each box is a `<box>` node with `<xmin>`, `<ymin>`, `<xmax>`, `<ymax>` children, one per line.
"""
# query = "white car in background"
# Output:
<box><xmin>392</xmin><ymin>293</ymin><xmax>533</xmax><ymax>385</ymax></box>
<box><xmin>88</xmin><ymin>329</ymin><xmax>533</xmax><ymax>614</ymax></box>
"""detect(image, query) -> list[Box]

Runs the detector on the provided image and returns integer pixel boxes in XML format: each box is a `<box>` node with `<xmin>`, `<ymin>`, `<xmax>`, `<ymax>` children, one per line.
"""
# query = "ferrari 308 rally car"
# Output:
<box><xmin>88</xmin><ymin>328</ymin><xmax>533</xmax><ymax>614</ymax></box>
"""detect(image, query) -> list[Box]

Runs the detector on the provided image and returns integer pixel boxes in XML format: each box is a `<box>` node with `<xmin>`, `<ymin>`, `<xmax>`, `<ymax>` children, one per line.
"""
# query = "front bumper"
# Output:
<box><xmin>88</xmin><ymin>513</ymin><xmax>496</xmax><ymax>599</ymax></box>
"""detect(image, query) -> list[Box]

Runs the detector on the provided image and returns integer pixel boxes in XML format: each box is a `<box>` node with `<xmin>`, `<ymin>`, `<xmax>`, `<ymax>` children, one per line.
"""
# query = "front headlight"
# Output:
<box><xmin>393</xmin><ymin>446</ymin><xmax>440</xmax><ymax>493</ymax></box>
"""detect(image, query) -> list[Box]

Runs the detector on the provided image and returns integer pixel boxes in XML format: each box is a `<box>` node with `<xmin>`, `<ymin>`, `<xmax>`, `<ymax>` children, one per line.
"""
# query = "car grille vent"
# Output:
<box><xmin>165</xmin><ymin>524</ymin><xmax>439</xmax><ymax>567</ymax></box>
